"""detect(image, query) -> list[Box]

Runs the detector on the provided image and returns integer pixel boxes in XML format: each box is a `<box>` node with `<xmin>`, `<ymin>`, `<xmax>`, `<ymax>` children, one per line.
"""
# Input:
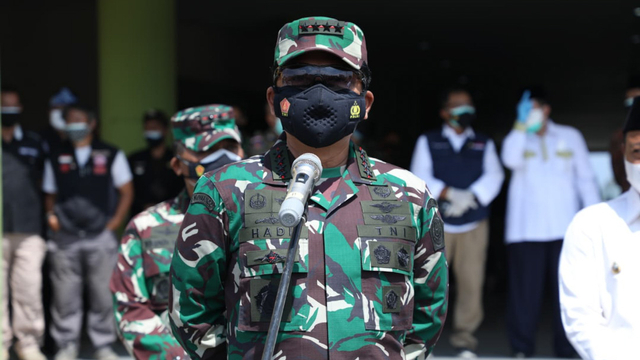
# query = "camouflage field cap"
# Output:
<box><xmin>171</xmin><ymin>104</ymin><xmax>242</xmax><ymax>152</ymax></box>
<box><xmin>274</xmin><ymin>16</ymin><xmax>368</xmax><ymax>70</ymax></box>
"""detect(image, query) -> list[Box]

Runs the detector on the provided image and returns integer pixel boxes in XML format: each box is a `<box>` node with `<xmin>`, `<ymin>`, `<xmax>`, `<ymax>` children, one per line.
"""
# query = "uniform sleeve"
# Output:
<box><xmin>559</xmin><ymin>211</ymin><xmax>613</xmax><ymax>360</ymax></box>
<box><xmin>570</xmin><ymin>130</ymin><xmax>601</xmax><ymax>208</ymax></box>
<box><xmin>169</xmin><ymin>177</ymin><xmax>228</xmax><ymax>359</ymax></box>
<box><xmin>110</xmin><ymin>220</ymin><xmax>188</xmax><ymax>360</ymax></box>
<box><xmin>410</xmin><ymin>135</ymin><xmax>446</xmax><ymax>198</ymax></box>
<box><xmin>404</xmin><ymin>194</ymin><xmax>449</xmax><ymax>359</ymax></box>
<box><xmin>501</xmin><ymin>128</ymin><xmax>528</xmax><ymax>170</ymax></box>
<box><xmin>469</xmin><ymin>139</ymin><xmax>505</xmax><ymax>206</ymax></box>
<box><xmin>112</xmin><ymin>150</ymin><xmax>134</xmax><ymax>188</ymax></box>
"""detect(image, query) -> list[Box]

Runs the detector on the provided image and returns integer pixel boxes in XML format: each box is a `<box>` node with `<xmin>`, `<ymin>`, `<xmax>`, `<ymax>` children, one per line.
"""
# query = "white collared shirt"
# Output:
<box><xmin>501</xmin><ymin>120</ymin><xmax>600</xmax><ymax>243</ymax></box>
<box><xmin>559</xmin><ymin>189</ymin><xmax>640</xmax><ymax>360</ymax></box>
<box><xmin>410</xmin><ymin>124</ymin><xmax>504</xmax><ymax>233</ymax></box>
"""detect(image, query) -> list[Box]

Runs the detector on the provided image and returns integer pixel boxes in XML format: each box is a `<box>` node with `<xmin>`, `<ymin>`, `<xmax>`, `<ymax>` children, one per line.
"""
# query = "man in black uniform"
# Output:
<box><xmin>1</xmin><ymin>87</ymin><xmax>47</xmax><ymax>360</ymax></box>
<box><xmin>128</xmin><ymin>109</ymin><xmax>182</xmax><ymax>215</ymax></box>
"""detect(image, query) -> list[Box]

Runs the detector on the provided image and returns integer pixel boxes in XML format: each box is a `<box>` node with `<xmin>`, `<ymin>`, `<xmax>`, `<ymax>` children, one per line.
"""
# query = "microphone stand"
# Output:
<box><xmin>261</xmin><ymin>213</ymin><xmax>307</xmax><ymax>360</ymax></box>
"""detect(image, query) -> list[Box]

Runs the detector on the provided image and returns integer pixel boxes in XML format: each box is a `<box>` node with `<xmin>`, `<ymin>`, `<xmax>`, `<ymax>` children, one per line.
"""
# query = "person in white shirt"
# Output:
<box><xmin>501</xmin><ymin>88</ymin><xmax>600</xmax><ymax>358</ymax></box>
<box><xmin>410</xmin><ymin>88</ymin><xmax>504</xmax><ymax>358</ymax></box>
<box><xmin>42</xmin><ymin>104</ymin><xmax>133</xmax><ymax>360</ymax></box>
<box><xmin>559</xmin><ymin>97</ymin><xmax>640</xmax><ymax>360</ymax></box>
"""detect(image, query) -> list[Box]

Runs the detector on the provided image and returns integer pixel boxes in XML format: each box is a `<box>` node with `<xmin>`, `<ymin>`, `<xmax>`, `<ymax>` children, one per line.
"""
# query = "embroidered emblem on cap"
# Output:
<box><xmin>249</xmin><ymin>193</ymin><xmax>267</xmax><ymax>209</ymax></box>
<box><xmin>373</xmin><ymin>245</ymin><xmax>391</xmax><ymax>264</ymax></box>
<box><xmin>370</xmin><ymin>214</ymin><xmax>406</xmax><ymax>224</ymax></box>
<box><xmin>397</xmin><ymin>247</ymin><xmax>410</xmax><ymax>268</ymax></box>
<box><xmin>373</xmin><ymin>187</ymin><xmax>391</xmax><ymax>198</ymax></box>
<box><xmin>280</xmin><ymin>98</ymin><xmax>290</xmax><ymax>117</ymax></box>
<box><xmin>256</xmin><ymin>250</ymin><xmax>286</xmax><ymax>264</ymax></box>
<box><xmin>370</xmin><ymin>202</ymin><xmax>402</xmax><ymax>213</ymax></box>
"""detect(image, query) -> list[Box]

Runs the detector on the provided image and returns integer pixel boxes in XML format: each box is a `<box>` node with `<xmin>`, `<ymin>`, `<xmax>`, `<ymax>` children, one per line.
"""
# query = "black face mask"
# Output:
<box><xmin>273</xmin><ymin>84</ymin><xmax>367</xmax><ymax>148</ymax></box>
<box><xmin>145</xmin><ymin>136</ymin><xmax>165</xmax><ymax>148</ymax></box>
<box><xmin>1</xmin><ymin>113</ymin><xmax>20</xmax><ymax>128</ymax></box>
<box><xmin>177</xmin><ymin>149</ymin><xmax>241</xmax><ymax>180</ymax></box>
<box><xmin>451</xmin><ymin>113</ymin><xmax>476</xmax><ymax>129</ymax></box>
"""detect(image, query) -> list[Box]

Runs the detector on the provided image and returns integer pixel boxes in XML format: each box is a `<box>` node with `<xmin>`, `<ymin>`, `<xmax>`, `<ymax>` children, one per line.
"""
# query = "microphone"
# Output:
<box><xmin>278</xmin><ymin>153</ymin><xmax>323</xmax><ymax>227</ymax></box>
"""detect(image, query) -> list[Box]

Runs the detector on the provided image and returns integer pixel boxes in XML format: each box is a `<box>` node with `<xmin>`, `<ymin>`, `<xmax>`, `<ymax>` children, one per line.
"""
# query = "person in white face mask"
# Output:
<box><xmin>559</xmin><ymin>96</ymin><xmax>640</xmax><ymax>360</ymax></box>
<box><xmin>127</xmin><ymin>109</ymin><xmax>184</xmax><ymax>216</ymax></box>
<box><xmin>41</xmin><ymin>87</ymin><xmax>77</xmax><ymax>156</ymax></box>
<box><xmin>501</xmin><ymin>87</ymin><xmax>600</xmax><ymax>358</ymax></box>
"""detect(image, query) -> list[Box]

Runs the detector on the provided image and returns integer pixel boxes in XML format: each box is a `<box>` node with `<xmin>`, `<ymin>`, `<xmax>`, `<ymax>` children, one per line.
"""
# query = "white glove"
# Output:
<box><xmin>443</xmin><ymin>187</ymin><xmax>478</xmax><ymax>217</ymax></box>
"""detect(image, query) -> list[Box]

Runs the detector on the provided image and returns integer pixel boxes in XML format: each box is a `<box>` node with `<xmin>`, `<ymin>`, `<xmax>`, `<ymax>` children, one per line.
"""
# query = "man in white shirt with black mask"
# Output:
<box><xmin>501</xmin><ymin>87</ymin><xmax>600</xmax><ymax>358</ymax></box>
<box><xmin>559</xmin><ymin>96</ymin><xmax>640</xmax><ymax>360</ymax></box>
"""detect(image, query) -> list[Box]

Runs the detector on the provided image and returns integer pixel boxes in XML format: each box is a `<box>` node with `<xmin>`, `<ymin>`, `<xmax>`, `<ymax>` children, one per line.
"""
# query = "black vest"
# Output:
<box><xmin>425</xmin><ymin>130</ymin><xmax>490</xmax><ymax>225</ymax></box>
<box><xmin>50</xmin><ymin>139</ymin><xmax>118</xmax><ymax>236</ymax></box>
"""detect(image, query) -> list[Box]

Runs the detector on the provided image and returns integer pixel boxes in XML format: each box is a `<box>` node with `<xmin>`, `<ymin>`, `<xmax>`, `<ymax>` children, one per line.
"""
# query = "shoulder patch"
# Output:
<box><xmin>430</xmin><ymin>215</ymin><xmax>445</xmax><ymax>251</ymax></box>
<box><xmin>192</xmin><ymin>193</ymin><xmax>215</xmax><ymax>212</ymax></box>
<box><xmin>427</xmin><ymin>198</ymin><xmax>438</xmax><ymax>210</ymax></box>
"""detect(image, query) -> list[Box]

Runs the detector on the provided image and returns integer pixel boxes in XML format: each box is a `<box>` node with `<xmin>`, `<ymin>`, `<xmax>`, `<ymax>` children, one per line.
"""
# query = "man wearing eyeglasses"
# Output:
<box><xmin>169</xmin><ymin>17</ymin><xmax>448</xmax><ymax>360</ymax></box>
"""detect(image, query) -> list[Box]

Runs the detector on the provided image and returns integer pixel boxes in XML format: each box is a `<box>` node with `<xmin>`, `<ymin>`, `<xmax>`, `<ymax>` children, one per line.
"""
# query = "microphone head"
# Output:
<box><xmin>291</xmin><ymin>153</ymin><xmax>323</xmax><ymax>183</ymax></box>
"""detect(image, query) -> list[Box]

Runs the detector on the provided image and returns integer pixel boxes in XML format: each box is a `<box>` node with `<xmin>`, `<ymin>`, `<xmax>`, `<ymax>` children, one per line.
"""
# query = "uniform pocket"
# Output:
<box><xmin>360</xmin><ymin>238</ymin><xmax>415</xmax><ymax>331</ymax></box>
<box><xmin>237</xmin><ymin>237</ymin><xmax>311</xmax><ymax>332</ymax></box>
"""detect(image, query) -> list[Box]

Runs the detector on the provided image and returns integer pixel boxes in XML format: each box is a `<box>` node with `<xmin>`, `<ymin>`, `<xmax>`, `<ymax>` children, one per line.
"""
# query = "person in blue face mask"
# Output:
<box><xmin>410</xmin><ymin>87</ymin><xmax>505</xmax><ymax>358</ymax></box>
<box><xmin>128</xmin><ymin>109</ymin><xmax>183</xmax><ymax>216</ymax></box>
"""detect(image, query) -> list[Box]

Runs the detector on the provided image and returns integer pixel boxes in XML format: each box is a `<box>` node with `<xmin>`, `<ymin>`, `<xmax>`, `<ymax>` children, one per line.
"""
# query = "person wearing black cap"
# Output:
<box><xmin>559</xmin><ymin>96</ymin><xmax>640</xmax><ymax>360</ymax></box>
<box><xmin>501</xmin><ymin>88</ymin><xmax>600</xmax><ymax>358</ymax></box>
<box><xmin>128</xmin><ymin>109</ymin><xmax>183</xmax><ymax>216</ymax></box>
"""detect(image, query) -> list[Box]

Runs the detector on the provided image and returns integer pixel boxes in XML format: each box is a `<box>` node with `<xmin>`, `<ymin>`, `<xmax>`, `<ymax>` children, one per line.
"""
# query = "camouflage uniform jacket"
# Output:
<box><xmin>111</xmin><ymin>190</ymin><xmax>190</xmax><ymax>360</ymax></box>
<box><xmin>169</xmin><ymin>139</ymin><xmax>449</xmax><ymax>360</ymax></box>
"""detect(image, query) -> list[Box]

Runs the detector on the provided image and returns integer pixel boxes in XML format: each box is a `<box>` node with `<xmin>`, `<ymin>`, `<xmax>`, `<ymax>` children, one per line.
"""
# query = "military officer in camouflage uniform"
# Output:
<box><xmin>169</xmin><ymin>16</ymin><xmax>449</xmax><ymax>360</ymax></box>
<box><xmin>110</xmin><ymin>105</ymin><xmax>243</xmax><ymax>360</ymax></box>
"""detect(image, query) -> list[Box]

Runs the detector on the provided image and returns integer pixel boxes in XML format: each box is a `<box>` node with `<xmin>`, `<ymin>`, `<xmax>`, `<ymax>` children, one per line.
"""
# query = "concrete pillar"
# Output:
<box><xmin>97</xmin><ymin>0</ymin><xmax>176</xmax><ymax>153</ymax></box>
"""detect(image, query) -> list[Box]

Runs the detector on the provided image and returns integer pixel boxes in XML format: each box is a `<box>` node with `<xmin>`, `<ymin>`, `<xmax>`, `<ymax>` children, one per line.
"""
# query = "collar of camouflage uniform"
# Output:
<box><xmin>263</xmin><ymin>133</ymin><xmax>377</xmax><ymax>186</ymax></box>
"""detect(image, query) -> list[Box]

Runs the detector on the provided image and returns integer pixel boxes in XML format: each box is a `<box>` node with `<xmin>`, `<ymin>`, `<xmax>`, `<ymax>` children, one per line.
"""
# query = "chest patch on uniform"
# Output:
<box><xmin>430</xmin><ymin>215</ymin><xmax>445</xmax><ymax>251</ymax></box>
<box><xmin>370</xmin><ymin>202</ymin><xmax>402</xmax><ymax>213</ymax></box>
<box><xmin>192</xmin><ymin>193</ymin><xmax>216</xmax><ymax>212</ymax></box>
<box><xmin>144</xmin><ymin>226</ymin><xmax>180</xmax><ymax>250</ymax></box>
<box><xmin>370</xmin><ymin>185</ymin><xmax>393</xmax><ymax>200</ymax></box>
<box><xmin>373</xmin><ymin>245</ymin><xmax>391</xmax><ymax>264</ymax></box>
<box><xmin>250</xmin><ymin>278</ymin><xmax>293</xmax><ymax>322</ymax></box>
<box><xmin>382</xmin><ymin>286</ymin><xmax>402</xmax><ymax>313</ymax></box>
<box><xmin>397</xmin><ymin>247</ymin><xmax>410</xmax><ymax>268</ymax></box>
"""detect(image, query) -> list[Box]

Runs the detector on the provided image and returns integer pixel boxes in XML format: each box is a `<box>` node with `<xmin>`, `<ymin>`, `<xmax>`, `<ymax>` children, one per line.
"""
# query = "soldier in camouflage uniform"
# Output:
<box><xmin>110</xmin><ymin>105</ymin><xmax>243</xmax><ymax>360</ymax></box>
<box><xmin>169</xmin><ymin>16</ymin><xmax>449</xmax><ymax>360</ymax></box>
